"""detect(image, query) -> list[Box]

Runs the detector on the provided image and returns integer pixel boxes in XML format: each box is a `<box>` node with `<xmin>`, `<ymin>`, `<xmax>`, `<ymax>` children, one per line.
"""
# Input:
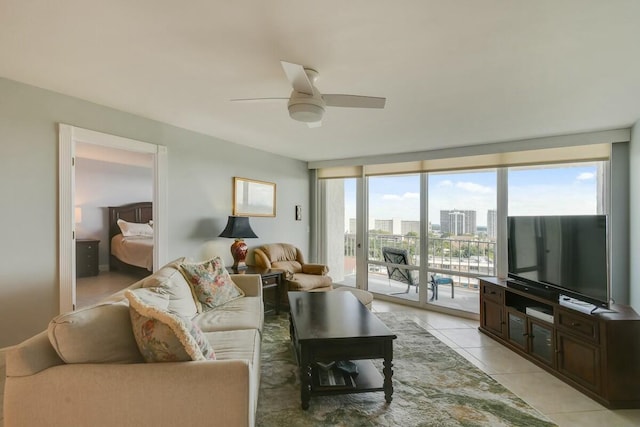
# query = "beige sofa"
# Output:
<box><xmin>3</xmin><ymin>258</ymin><xmax>264</xmax><ymax>427</ymax></box>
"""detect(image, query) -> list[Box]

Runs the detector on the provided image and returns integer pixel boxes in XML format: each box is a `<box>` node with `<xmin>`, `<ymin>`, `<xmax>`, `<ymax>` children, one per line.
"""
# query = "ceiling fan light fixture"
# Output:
<box><xmin>288</xmin><ymin>103</ymin><xmax>325</xmax><ymax>123</ymax></box>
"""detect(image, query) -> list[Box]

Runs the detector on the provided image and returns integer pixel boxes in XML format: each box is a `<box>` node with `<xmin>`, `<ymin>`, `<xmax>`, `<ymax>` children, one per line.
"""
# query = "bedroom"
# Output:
<box><xmin>75</xmin><ymin>142</ymin><xmax>154</xmax><ymax>307</ymax></box>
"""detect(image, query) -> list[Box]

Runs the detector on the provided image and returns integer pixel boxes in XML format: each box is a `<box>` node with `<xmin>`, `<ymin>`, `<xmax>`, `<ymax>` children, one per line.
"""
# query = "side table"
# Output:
<box><xmin>226</xmin><ymin>265</ymin><xmax>284</xmax><ymax>314</ymax></box>
<box><xmin>77</xmin><ymin>239</ymin><xmax>100</xmax><ymax>278</ymax></box>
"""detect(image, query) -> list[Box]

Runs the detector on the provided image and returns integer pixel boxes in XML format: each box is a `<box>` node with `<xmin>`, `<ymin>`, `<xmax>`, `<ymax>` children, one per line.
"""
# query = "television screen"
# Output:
<box><xmin>507</xmin><ymin>215</ymin><xmax>608</xmax><ymax>307</ymax></box>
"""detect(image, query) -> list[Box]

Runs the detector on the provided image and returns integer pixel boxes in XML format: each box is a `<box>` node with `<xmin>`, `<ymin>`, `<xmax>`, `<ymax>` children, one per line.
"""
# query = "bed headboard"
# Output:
<box><xmin>108</xmin><ymin>202</ymin><xmax>153</xmax><ymax>241</ymax></box>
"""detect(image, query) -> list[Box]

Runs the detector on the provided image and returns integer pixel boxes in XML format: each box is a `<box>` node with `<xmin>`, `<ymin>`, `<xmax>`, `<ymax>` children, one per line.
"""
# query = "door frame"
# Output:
<box><xmin>58</xmin><ymin>124</ymin><xmax>168</xmax><ymax>313</ymax></box>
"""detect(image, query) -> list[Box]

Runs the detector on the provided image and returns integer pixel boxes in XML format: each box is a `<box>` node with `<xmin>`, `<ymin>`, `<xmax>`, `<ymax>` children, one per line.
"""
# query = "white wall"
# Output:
<box><xmin>0</xmin><ymin>77</ymin><xmax>310</xmax><ymax>347</ymax></box>
<box><xmin>630</xmin><ymin>120</ymin><xmax>640</xmax><ymax>312</ymax></box>
<box><xmin>75</xmin><ymin>157</ymin><xmax>153</xmax><ymax>267</ymax></box>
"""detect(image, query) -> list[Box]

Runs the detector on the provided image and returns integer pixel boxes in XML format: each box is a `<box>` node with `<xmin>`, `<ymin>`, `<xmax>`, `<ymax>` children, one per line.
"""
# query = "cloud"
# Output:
<box><xmin>576</xmin><ymin>172</ymin><xmax>595</xmax><ymax>181</ymax></box>
<box><xmin>382</xmin><ymin>192</ymin><xmax>419</xmax><ymax>201</ymax></box>
<box><xmin>455</xmin><ymin>181</ymin><xmax>493</xmax><ymax>194</ymax></box>
<box><xmin>439</xmin><ymin>180</ymin><xmax>453</xmax><ymax>187</ymax></box>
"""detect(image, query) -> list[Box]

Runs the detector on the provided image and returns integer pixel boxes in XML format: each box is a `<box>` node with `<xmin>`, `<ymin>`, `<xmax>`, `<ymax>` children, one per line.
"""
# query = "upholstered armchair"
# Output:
<box><xmin>253</xmin><ymin>243</ymin><xmax>333</xmax><ymax>297</ymax></box>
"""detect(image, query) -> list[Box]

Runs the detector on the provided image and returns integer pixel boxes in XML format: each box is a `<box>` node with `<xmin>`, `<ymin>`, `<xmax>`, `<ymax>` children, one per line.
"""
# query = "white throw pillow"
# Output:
<box><xmin>117</xmin><ymin>218</ymin><xmax>154</xmax><ymax>237</ymax></box>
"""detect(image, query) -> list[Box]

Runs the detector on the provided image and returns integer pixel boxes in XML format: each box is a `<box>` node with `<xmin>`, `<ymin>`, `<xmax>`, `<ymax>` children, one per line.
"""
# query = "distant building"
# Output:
<box><xmin>487</xmin><ymin>209</ymin><xmax>497</xmax><ymax>239</ymax></box>
<box><xmin>374</xmin><ymin>218</ymin><xmax>402</xmax><ymax>235</ymax></box>
<box><xmin>401</xmin><ymin>220</ymin><xmax>420</xmax><ymax>235</ymax></box>
<box><xmin>349</xmin><ymin>218</ymin><xmax>356</xmax><ymax>234</ymax></box>
<box><xmin>440</xmin><ymin>209</ymin><xmax>477</xmax><ymax>235</ymax></box>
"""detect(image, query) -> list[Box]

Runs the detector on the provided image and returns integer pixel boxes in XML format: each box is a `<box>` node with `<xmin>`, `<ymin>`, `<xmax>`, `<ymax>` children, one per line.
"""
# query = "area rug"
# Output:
<box><xmin>256</xmin><ymin>312</ymin><xmax>556</xmax><ymax>427</ymax></box>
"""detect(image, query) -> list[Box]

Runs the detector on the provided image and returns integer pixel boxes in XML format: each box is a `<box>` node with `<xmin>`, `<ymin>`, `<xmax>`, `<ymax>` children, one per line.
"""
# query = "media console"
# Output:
<box><xmin>479</xmin><ymin>276</ymin><xmax>640</xmax><ymax>409</ymax></box>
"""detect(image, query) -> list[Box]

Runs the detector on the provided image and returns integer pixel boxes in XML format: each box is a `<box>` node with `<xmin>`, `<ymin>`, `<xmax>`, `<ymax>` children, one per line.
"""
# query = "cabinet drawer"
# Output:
<box><xmin>262</xmin><ymin>276</ymin><xmax>279</xmax><ymax>288</ymax></box>
<box><xmin>482</xmin><ymin>283</ymin><xmax>504</xmax><ymax>303</ymax></box>
<box><xmin>557</xmin><ymin>308</ymin><xmax>599</xmax><ymax>343</ymax></box>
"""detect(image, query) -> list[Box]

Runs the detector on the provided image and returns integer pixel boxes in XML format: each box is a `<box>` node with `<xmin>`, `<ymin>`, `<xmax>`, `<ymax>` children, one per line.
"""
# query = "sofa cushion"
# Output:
<box><xmin>194</xmin><ymin>296</ymin><xmax>263</xmax><ymax>334</ymax></box>
<box><xmin>126</xmin><ymin>289</ymin><xmax>216</xmax><ymax>362</ymax></box>
<box><xmin>47</xmin><ymin>300</ymin><xmax>143</xmax><ymax>364</ymax></box>
<box><xmin>288</xmin><ymin>273</ymin><xmax>333</xmax><ymax>291</ymax></box>
<box><xmin>139</xmin><ymin>263</ymin><xmax>198</xmax><ymax>318</ymax></box>
<box><xmin>98</xmin><ymin>257</ymin><xmax>188</xmax><ymax>305</ymax></box>
<box><xmin>301</xmin><ymin>263</ymin><xmax>329</xmax><ymax>275</ymax></box>
<box><xmin>179</xmin><ymin>257</ymin><xmax>244</xmax><ymax>312</ymax></box>
<box><xmin>204</xmin><ymin>329</ymin><xmax>259</xmax><ymax>362</ymax></box>
<box><xmin>262</xmin><ymin>243</ymin><xmax>300</xmax><ymax>262</ymax></box>
<box><xmin>271</xmin><ymin>260</ymin><xmax>302</xmax><ymax>277</ymax></box>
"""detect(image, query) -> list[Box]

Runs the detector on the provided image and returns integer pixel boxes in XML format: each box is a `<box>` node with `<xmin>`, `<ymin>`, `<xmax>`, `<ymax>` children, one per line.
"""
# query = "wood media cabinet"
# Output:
<box><xmin>479</xmin><ymin>277</ymin><xmax>640</xmax><ymax>409</ymax></box>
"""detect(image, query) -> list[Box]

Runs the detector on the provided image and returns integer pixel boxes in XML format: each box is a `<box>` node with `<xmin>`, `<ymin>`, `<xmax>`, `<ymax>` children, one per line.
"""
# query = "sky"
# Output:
<box><xmin>344</xmin><ymin>163</ymin><xmax>600</xmax><ymax>227</ymax></box>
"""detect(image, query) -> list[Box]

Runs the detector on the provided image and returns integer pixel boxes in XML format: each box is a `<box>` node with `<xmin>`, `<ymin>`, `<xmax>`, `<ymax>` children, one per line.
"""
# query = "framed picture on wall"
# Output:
<box><xmin>233</xmin><ymin>177</ymin><xmax>276</xmax><ymax>217</ymax></box>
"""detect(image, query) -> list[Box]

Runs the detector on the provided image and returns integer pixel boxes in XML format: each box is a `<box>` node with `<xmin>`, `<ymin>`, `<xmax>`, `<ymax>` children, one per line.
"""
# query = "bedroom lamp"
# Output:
<box><xmin>74</xmin><ymin>207</ymin><xmax>82</xmax><ymax>224</ymax></box>
<box><xmin>218</xmin><ymin>215</ymin><xmax>258</xmax><ymax>269</ymax></box>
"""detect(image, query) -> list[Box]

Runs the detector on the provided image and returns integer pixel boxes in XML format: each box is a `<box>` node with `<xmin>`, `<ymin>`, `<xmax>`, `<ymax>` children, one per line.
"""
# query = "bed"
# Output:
<box><xmin>108</xmin><ymin>202</ymin><xmax>153</xmax><ymax>274</ymax></box>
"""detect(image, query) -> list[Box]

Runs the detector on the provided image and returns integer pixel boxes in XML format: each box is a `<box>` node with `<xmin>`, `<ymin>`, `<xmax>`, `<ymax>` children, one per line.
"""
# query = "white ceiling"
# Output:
<box><xmin>1</xmin><ymin>1</ymin><xmax>639</xmax><ymax>163</ymax></box>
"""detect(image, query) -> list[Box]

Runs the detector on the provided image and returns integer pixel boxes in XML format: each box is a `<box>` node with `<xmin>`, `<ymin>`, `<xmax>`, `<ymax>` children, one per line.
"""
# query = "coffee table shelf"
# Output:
<box><xmin>311</xmin><ymin>360</ymin><xmax>383</xmax><ymax>395</ymax></box>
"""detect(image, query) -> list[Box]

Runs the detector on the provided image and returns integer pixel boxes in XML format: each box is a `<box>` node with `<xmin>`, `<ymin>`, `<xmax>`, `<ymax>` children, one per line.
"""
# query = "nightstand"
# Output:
<box><xmin>227</xmin><ymin>265</ymin><xmax>284</xmax><ymax>314</ymax></box>
<box><xmin>76</xmin><ymin>239</ymin><xmax>100</xmax><ymax>278</ymax></box>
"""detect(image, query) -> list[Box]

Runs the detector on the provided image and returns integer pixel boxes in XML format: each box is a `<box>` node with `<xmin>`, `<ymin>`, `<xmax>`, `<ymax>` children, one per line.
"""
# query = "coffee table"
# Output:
<box><xmin>288</xmin><ymin>291</ymin><xmax>397</xmax><ymax>409</ymax></box>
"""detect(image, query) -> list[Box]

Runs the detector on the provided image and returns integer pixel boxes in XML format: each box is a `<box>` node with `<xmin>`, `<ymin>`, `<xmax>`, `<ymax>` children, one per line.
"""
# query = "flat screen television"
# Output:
<box><xmin>507</xmin><ymin>215</ymin><xmax>609</xmax><ymax>308</ymax></box>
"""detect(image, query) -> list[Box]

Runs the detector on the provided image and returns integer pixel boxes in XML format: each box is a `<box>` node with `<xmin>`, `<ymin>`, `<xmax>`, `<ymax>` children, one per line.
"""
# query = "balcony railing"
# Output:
<box><xmin>344</xmin><ymin>232</ymin><xmax>496</xmax><ymax>278</ymax></box>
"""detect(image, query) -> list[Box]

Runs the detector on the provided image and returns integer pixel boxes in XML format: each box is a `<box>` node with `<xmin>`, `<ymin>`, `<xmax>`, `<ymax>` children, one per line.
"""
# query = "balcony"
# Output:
<box><xmin>338</xmin><ymin>233</ymin><xmax>497</xmax><ymax>314</ymax></box>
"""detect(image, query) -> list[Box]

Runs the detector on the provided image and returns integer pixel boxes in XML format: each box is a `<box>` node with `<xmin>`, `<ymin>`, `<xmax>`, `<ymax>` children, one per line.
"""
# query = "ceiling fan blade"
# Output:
<box><xmin>307</xmin><ymin>121</ymin><xmax>322</xmax><ymax>128</ymax></box>
<box><xmin>323</xmin><ymin>95</ymin><xmax>386</xmax><ymax>109</ymax></box>
<box><xmin>230</xmin><ymin>97</ymin><xmax>288</xmax><ymax>103</ymax></box>
<box><xmin>281</xmin><ymin>61</ymin><xmax>314</xmax><ymax>95</ymax></box>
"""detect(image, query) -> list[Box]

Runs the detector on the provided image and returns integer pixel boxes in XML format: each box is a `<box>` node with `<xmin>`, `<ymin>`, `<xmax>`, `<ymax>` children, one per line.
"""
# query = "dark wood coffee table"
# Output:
<box><xmin>288</xmin><ymin>291</ymin><xmax>397</xmax><ymax>409</ymax></box>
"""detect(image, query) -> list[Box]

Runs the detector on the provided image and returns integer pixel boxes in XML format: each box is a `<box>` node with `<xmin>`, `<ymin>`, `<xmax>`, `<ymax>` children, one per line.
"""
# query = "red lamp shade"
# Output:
<box><xmin>218</xmin><ymin>216</ymin><xmax>258</xmax><ymax>269</ymax></box>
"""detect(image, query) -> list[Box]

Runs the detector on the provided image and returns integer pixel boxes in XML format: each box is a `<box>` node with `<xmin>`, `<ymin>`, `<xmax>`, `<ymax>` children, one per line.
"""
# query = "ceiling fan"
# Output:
<box><xmin>231</xmin><ymin>61</ymin><xmax>386</xmax><ymax>128</ymax></box>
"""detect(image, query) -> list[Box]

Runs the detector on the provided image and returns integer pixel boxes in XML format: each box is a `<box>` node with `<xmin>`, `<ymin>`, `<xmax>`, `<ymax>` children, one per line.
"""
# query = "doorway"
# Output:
<box><xmin>58</xmin><ymin>124</ymin><xmax>168</xmax><ymax>313</ymax></box>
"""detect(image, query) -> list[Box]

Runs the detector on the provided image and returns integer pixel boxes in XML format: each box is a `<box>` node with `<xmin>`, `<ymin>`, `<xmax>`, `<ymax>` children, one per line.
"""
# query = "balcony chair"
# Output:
<box><xmin>381</xmin><ymin>247</ymin><xmax>437</xmax><ymax>300</ymax></box>
<box><xmin>253</xmin><ymin>243</ymin><xmax>333</xmax><ymax>303</ymax></box>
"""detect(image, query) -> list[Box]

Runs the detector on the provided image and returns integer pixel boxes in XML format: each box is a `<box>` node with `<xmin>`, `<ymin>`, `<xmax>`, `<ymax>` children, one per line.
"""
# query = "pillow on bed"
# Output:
<box><xmin>117</xmin><ymin>219</ymin><xmax>154</xmax><ymax>237</ymax></box>
<box><xmin>179</xmin><ymin>256</ymin><xmax>245</xmax><ymax>312</ymax></box>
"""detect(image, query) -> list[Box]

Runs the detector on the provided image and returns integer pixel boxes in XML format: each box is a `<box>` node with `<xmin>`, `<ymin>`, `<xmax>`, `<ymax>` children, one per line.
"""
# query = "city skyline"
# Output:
<box><xmin>344</xmin><ymin>163</ymin><xmax>600</xmax><ymax>228</ymax></box>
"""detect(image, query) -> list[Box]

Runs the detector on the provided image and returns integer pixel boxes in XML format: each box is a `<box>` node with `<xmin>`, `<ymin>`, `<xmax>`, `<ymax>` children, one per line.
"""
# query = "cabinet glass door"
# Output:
<box><xmin>507</xmin><ymin>311</ymin><xmax>527</xmax><ymax>350</ymax></box>
<box><xmin>530</xmin><ymin>321</ymin><xmax>554</xmax><ymax>365</ymax></box>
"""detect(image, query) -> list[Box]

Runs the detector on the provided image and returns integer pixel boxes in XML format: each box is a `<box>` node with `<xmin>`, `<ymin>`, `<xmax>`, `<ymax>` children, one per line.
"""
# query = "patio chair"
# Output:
<box><xmin>430</xmin><ymin>274</ymin><xmax>455</xmax><ymax>299</ymax></box>
<box><xmin>382</xmin><ymin>247</ymin><xmax>436</xmax><ymax>299</ymax></box>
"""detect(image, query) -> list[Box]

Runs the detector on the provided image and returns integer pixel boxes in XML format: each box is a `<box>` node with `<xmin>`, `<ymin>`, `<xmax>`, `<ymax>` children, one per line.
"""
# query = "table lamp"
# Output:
<box><xmin>218</xmin><ymin>216</ymin><xmax>258</xmax><ymax>269</ymax></box>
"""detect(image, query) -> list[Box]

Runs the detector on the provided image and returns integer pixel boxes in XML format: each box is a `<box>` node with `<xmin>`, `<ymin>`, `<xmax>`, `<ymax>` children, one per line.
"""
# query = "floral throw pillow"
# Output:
<box><xmin>179</xmin><ymin>257</ymin><xmax>245</xmax><ymax>312</ymax></box>
<box><xmin>125</xmin><ymin>289</ymin><xmax>215</xmax><ymax>363</ymax></box>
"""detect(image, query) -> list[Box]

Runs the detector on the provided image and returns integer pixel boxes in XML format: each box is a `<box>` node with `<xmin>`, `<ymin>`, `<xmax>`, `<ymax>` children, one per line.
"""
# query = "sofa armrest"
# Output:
<box><xmin>301</xmin><ymin>263</ymin><xmax>329</xmax><ymax>275</ymax></box>
<box><xmin>230</xmin><ymin>274</ymin><xmax>263</xmax><ymax>298</ymax></box>
<box><xmin>6</xmin><ymin>331</ymin><xmax>64</xmax><ymax>376</ymax></box>
<box><xmin>253</xmin><ymin>248</ymin><xmax>271</xmax><ymax>269</ymax></box>
<box><xmin>4</xmin><ymin>359</ymin><xmax>255</xmax><ymax>427</ymax></box>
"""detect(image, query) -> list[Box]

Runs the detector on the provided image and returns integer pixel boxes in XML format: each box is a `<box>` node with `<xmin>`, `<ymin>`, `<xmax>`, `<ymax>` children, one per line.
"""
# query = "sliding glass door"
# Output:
<box><xmin>427</xmin><ymin>170</ymin><xmax>497</xmax><ymax>314</ymax></box>
<box><xmin>317</xmin><ymin>160</ymin><xmax>606</xmax><ymax>316</ymax></box>
<box><xmin>366</xmin><ymin>174</ymin><xmax>422</xmax><ymax>301</ymax></box>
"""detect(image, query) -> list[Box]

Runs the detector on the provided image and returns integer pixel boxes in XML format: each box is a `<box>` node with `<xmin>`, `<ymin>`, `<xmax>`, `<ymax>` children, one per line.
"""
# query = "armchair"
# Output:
<box><xmin>253</xmin><ymin>243</ymin><xmax>333</xmax><ymax>297</ymax></box>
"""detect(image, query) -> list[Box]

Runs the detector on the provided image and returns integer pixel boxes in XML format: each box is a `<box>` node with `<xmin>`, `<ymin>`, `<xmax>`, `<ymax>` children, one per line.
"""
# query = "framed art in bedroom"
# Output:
<box><xmin>233</xmin><ymin>177</ymin><xmax>276</xmax><ymax>217</ymax></box>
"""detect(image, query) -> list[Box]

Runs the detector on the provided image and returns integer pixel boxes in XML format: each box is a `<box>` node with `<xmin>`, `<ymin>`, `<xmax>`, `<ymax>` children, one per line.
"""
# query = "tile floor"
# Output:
<box><xmin>371</xmin><ymin>299</ymin><xmax>640</xmax><ymax>427</ymax></box>
<box><xmin>77</xmin><ymin>270</ymin><xmax>147</xmax><ymax>308</ymax></box>
<box><xmin>1</xmin><ymin>298</ymin><xmax>639</xmax><ymax>426</ymax></box>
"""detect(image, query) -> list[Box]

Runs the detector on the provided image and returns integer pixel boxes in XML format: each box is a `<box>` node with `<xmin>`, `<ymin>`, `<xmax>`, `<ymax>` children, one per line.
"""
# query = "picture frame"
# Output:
<box><xmin>233</xmin><ymin>177</ymin><xmax>276</xmax><ymax>217</ymax></box>
<box><xmin>295</xmin><ymin>205</ymin><xmax>302</xmax><ymax>221</ymax></box>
